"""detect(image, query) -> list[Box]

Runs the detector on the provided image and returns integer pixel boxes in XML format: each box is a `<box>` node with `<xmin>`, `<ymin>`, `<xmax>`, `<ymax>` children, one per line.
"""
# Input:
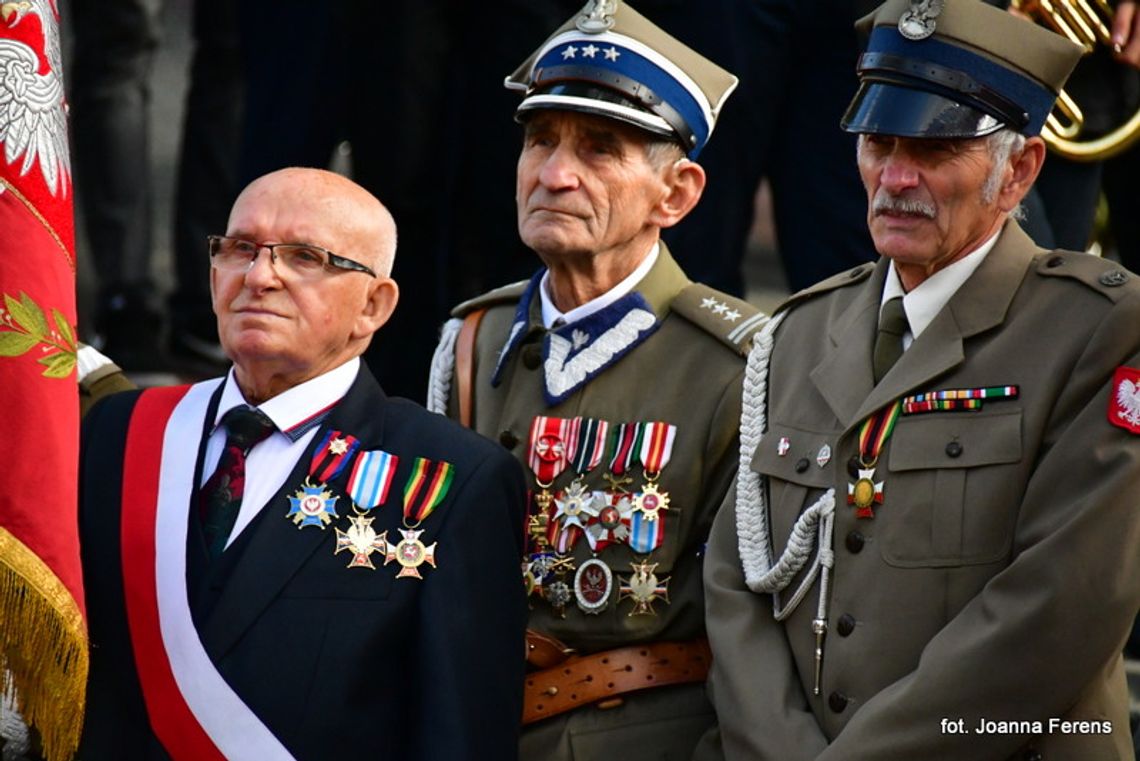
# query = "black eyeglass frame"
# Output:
<box><xmin>207</xmin><ymin>235</ymin><xmax>378</xmax><ymax>278</ymax></box>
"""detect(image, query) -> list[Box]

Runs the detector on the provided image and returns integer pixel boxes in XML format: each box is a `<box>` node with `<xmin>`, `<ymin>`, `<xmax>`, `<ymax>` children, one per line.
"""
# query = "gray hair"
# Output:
<box><xmin>645</xmin><ymin>139</ymin><xmax>686</xmax><ymax>171</ymax></box>
<box><xmin>982</xmin><ymin>128</ymin><xmax>1026</xmax><ymax>218</ymax></box>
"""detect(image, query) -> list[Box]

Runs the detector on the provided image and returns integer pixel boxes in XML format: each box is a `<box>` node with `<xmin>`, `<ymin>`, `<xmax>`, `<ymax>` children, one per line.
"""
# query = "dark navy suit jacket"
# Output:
<box><xmin>79</xmin><ymin>366</ymin><xmax>527</xmax><ymax>760</ymax></box>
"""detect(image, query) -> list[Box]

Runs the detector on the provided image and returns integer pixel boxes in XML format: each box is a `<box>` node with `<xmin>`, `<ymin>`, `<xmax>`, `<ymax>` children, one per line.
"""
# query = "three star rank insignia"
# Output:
<box><xmin>384</xmin><ymin>528</ymin><xmax>437</xmax><ymax>580</ymax></box>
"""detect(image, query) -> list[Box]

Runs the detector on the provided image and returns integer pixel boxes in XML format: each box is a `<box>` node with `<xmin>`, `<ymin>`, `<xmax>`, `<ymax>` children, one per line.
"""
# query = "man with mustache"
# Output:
<box><xmin>701</xmin><ymin>1</ymin><xmax>1140</xmax><ymax>759</ymax></box>
<box><xmin>78</xmin><ymin>168</ymin><xmax>528</xmax><ymax>760</ymax></box>
<box><xmin>427</xmin><ymin>2</ymin><xmax>768</xmax><ymax>758</ymax></box>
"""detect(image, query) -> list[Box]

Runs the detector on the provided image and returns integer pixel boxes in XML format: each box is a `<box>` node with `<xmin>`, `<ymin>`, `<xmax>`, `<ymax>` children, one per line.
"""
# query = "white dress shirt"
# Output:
<box><xmin>881</xmin><ymin>230</ymin><xmax>1000</xmax><ymax>350</ymax></box>
<box><xmin>539</xmin><ymin>242</ymin><xmax>660</xmax><ymax>329</ymax></box>
<box><xmin>202</xmin><ymin>357</ymin><xmax>359</xmax><ymax>548</ymax></box>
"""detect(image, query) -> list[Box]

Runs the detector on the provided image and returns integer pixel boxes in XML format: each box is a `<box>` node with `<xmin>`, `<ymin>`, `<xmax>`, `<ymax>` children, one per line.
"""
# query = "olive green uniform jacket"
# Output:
<box><xmin>430</xmin><ymin>245</ymin><xmax>767</xmax><ymax>761</ymax></box>
<box><xmin>703</xmin><ymin>221</ymin><xmax>1140</xmax><ymax>761</ymax></box>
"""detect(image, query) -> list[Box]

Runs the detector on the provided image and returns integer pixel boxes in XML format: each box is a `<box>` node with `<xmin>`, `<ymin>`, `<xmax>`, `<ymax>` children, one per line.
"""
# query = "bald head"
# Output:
<box><xmin>230</xmin><ymin>167</ymin><xmax>397</xmax><ymax>276</ymax></box>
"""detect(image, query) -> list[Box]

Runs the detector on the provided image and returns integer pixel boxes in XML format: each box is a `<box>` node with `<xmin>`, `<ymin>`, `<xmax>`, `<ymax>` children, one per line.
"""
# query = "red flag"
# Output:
<box><xmin>0</xmin><ymin>2</ymin><xmax>87</xmax><ymax>759</ymax></box>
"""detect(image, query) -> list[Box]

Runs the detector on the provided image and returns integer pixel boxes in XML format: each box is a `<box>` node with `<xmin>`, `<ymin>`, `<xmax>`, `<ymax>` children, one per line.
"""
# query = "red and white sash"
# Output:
<box><xmin>120</xmin><ymin>380</ymin><xmax>295</xmax><ymax>761</ymax></box>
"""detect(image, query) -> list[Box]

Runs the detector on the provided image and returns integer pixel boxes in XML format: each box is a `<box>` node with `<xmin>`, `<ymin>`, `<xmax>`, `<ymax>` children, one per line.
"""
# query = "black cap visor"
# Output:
<box><xmin>841</xmin><ymin>81</ymin><xmax>1005</xmax><ymax>139</ymax></box>
<box><xmin>516</xmin><ymin>82</ymin><xmax>678</xmax><ymax>142</ymax></box>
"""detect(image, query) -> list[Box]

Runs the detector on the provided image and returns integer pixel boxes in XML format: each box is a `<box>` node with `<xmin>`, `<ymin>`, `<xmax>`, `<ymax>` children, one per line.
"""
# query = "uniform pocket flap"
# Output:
<box><xmin>751</xmin><ymin>422</ymin><xmax>836</xmax><ymax>488</ymax></box>
<box><xmin>889</xmin><ymin>409</ymin><xmax>1022</xmax><ymax>471</ymax></box>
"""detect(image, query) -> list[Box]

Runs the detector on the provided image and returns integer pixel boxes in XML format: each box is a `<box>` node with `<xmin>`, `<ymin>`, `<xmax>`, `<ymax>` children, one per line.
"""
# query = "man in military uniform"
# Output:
<box><xmin>702</xmin><ymin>1</ymin><xmax>1140</xmax><ymax>759</ymax></box>
<box><xmin>426</xmin><ymin>2</ymin><xmax>767</xmax><ymax>758</ymax></box>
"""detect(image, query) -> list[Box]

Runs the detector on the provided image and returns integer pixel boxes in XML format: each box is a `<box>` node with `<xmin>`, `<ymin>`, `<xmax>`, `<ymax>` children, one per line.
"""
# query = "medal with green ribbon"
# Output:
<box><xmin>383</xmin><ymin>457</ymin><xmax>454</xmax><ymax>579</ymax></box>
<box><xmin>848</xmin><ymin>401</ymin><xmax>902</xmax><ymax>519</ymax></box>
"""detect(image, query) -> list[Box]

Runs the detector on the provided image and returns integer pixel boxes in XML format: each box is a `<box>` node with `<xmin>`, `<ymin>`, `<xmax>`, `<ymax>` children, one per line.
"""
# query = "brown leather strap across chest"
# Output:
<box><xmin>522</xmin><ymin>637</ymin><xmax>711</xmax><ymax>725</ymax></box>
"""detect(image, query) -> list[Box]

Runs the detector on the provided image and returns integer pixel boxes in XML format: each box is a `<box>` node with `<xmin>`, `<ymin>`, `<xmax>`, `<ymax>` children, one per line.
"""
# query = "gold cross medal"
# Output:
<box><xmin>847</xmin><ymin>467</ymin><xmax>884</xmax><ymax>520</ymax></box>
<box><xmin>287</xmin><ymin>480</ymin><xmax>339</xmax><ymax>528</ymax></box>
<box><xmin>620</xmin><ymin>561</ymin><xmax>670</xmax><ymax>616</ymax></box>
<box><xmin>387</xmin><ymin>456</ymin><xmax>454</xmax><ymax>581</ymax></box>
<box><xmin>633</xmin><ymin>421</ymin><xmax>677</xmax><ymax>521</ymax></box>
<box><xmin>384</xmin><ymin>528</ymin><xmax>437</xmax><ymax>579</ymax></box>
<box><xmin>335</xmin><ymin>515</ymin><xmax>386</xmax><ymax>569</ymax></box>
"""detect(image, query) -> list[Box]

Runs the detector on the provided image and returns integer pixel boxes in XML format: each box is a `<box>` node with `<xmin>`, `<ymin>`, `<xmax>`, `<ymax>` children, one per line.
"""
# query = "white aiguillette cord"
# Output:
<box><xmin>734</xmin><ymin>311</ymin><xmax>836</xmax><ymax>694</ymax></box>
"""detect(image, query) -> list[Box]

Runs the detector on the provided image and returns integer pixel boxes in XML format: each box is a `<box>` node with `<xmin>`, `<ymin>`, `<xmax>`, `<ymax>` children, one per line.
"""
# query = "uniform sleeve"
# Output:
<box><xmin>817</xmin><ymin>302</ymin><xmax>1140</xmax><ymax>759</ymax></box>
<box><xmin>412</xmin><ymin>448</ymin><xmax>528</xmax><ymax>761</ymax></box>
<box><xmin>698</xmin><ymin>485</ymin><xmax>830</xmax><ymax>761</ymax></box>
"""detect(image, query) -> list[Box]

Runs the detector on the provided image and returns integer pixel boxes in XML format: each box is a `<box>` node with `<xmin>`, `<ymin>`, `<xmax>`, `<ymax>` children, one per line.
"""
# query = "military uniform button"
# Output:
<box><xmin>1100</xmin><ymin>269</ymin><xmax>1129</xmax><ymax>287</ymax></box>
<box><xmin>836</xmin><ymin>613</ymin><xmax>856</xmax><ymax>637</ymax></box>
<box><xmin>845</xmin><ymin>531</ymin><xmax>865</xmax><ymax>553</ymax></box>
<box><xmin>522</xmin><ymin>344</ymin><xmax>542</xmax><ymax>370</ymax></box>
<box><xmin>795</xmin><ymin>458</ymin><xmax>810</xmax><ymax>473</ymax></box>
<box><xmin>828</xmin><ymin>692</ymin><xmax>849</xmax><ymax>712</ymax></box>
<box><xmin>499</xmin><ymin>430</ymin><xmax>519</xmax><ymax>450</ymax></box>
<box><xmin>846</xmin><ymin>456</ymin><xmax>861</xmax><ymax>479</ymax></box>
<box><xmin>945</xmin><ymin>441</ymin><xmax>963</xmax><ymax>458</ymax></box>
<box><xmin>1046</xmin><ymin>256</ymin><xmax>1064</xmax><ymax>268</ymax></box>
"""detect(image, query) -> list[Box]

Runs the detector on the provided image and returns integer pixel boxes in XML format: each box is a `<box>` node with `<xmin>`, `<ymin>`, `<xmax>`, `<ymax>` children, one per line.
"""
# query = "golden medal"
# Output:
<box><xmin>619</xmin><ymin>560</ymin><xmax>670</xmax><ymax>617</ymax></box>
<box><xmin>632</xmin><ymin>421</ymin><xmax>677</xmax><ymax>522</ymax></box>
<box><xmin>847</xmin><ymin>402</ymin><xmax>901</xmax><ymax>519</ymax></box>
<box><xmin>382</xmin><ymin>456</ymin><xmax>453</xmax><ymax>580</ymax></box>
<box><xmin>333</xmin><ymin>449</ymin><xmax>399</xmax><ymax>570</ymax></box>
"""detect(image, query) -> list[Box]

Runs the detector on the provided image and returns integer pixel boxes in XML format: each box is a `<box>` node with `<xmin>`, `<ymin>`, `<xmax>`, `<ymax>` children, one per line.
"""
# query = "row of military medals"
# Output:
<box><xmin>524</xmin><ymin>416</ymin><xmax>675</xmax><ymax>618</ymax></box>
<box><xmin>286</xmin><ymin>430</ymin><xmax>453</xmax><ymax>579</ymax></box>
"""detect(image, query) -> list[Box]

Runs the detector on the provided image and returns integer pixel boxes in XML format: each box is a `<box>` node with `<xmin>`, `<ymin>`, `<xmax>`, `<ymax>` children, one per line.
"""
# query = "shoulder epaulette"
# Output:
<box><xmin>1034</xmin><ymin>250</ymin><xmax>1139</xmax><ymax>303</ymax></box>
<box><xmin>670</xmin><ymin>283</ymin><xmax>769</xmax><ymax>357</ymax></box>
<box><xmin>450</xmin><ymin>279</ymin><xmax>530</xmax><ymax>318</ymax></box>
<box><xmin>773</xmin><ymin>262</ymin><xmax>875</xmax><ymax>315</ymax></box>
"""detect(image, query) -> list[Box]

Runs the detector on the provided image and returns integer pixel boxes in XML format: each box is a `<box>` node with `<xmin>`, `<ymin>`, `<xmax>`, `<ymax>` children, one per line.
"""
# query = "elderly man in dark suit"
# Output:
<box><xmin>702</xmin><ymin>1</ymin><xmax>1140</xmax><ymax>759</ymax></box>
<box><xmin>79</xmin><ymin>168</ymin><xmax>527</xmax><ymax>760</ymax></box>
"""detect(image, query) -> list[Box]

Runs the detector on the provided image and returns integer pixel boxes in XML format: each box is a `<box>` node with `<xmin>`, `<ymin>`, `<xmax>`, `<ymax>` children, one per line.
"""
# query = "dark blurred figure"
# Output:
<box><xmin>652</xmin><ymin>0</ymin><xmax>880</xmax><ymax>296</ymax></box>
<box><xmin>237</xmin><ymin>0</ymin><xmax>580</xmax><ymax>401</ymax></box>
<box><xmin>69</xmin><ymin>0</ymin><xmax>242</xmax><ymax>374</ymax></box>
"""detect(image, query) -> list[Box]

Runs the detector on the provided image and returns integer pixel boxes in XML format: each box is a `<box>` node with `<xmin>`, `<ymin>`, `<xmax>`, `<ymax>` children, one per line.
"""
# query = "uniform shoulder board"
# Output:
<box><xmin>671</xmin><ymin>283</ymin><xmax>770</xmax><ymax>357</ymax></box>
<box><xmin>1035</xmin><ymin>250</ymin><xmax>1139</xmax><ymax>303</ymax></box>
<box><xmin>450</xmin><ymin>279</ymin><xmax>530</xmax><ymax>318</ymax></box>
<box><xmin>774</xmin><ymin>262</ymin><xmax>875</xmax><ymax>315</ymax></box>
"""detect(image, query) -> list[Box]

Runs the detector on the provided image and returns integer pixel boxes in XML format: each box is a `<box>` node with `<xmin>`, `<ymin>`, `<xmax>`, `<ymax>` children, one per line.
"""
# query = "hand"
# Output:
<box><xmin>1112</xmin><ymin>1</ymin><xmax>1140</xmax><ymax>68</ymax></box>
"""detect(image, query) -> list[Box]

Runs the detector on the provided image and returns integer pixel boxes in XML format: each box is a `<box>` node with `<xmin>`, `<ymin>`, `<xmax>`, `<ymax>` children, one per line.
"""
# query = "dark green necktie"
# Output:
<box><xmin>872</xmin><ymin>297</ymin><xmax>909</xmax><ymax>383</ymax></box>
<box><xmin>199</xmin><ymin>406</ymin><xmax>276</xmax><ymax>560</ymax></box>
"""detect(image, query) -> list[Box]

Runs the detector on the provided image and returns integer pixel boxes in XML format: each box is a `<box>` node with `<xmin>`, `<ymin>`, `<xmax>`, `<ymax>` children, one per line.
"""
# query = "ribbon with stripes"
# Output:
<box><xmin>402</xmin><ymin>457</ymin><xmax>454</xmax><ymax>525</ymax></box>
<box><xmin>309</xmin><ymin>430</ymin><xmax>361</xmax><ymax>484</ymax></box>
<box><xmin>347</xmin><ymin>450</ymin><xmax>399</xmax><ymax>510</ymax></box>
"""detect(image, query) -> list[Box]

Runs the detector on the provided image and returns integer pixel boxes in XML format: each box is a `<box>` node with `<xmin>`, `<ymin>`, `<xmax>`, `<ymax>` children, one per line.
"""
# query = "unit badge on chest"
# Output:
<box><xmin>574</xmin><ymin>557</ymin><xmax>613</xmax><ymax>615</ymax></box>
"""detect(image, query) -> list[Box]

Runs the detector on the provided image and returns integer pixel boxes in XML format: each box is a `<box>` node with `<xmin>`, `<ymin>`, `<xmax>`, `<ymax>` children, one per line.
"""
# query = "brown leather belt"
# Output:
<box><xmin>522</xmin><ymin>637</ymin><xmax>712</xmax><ymax>725</ymax></box>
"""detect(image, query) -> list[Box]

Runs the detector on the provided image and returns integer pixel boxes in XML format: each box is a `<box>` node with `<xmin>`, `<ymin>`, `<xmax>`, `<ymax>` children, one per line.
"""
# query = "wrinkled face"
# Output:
<box><xmin>516</xmin><ymin>111</ymin><xmax>668</xmax><ymax>261</ymax></box>
<box><xmin>211</xmin><ymin>180</ymin><xmax>378</xmax><ymax>381</ymax></box>
<box><xmin>858</xmin><ymin>134</ymin><xmax>1003</xmax><ymax>276</ymax></box>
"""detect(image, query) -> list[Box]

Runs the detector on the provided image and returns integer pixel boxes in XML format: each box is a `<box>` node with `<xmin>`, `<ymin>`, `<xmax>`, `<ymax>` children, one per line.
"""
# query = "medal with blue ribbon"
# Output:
<box><xmin>287</xmin><ymin>430</ymin><xmax>359</xmax><ymax>529</ymax></box>
<box><xmin>334</xmin><ymin>449</ymin><xmax>399</xmax><ymax>570</ymax></box>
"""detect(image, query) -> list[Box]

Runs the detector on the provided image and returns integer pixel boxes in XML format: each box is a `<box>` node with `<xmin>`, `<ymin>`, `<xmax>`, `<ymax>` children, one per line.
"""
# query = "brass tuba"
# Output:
<box><xmin>1012</xmin><ymin>0</ymin><xmax>1140</xmax><ymax>161</ymax></box>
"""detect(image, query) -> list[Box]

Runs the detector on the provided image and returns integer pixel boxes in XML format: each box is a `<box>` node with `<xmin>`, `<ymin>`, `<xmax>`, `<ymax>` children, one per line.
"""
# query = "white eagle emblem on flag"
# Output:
<box><xmin>0</xmin><ymin>0</ymin><xmax>70</xmax><ymax>196</ymax></box>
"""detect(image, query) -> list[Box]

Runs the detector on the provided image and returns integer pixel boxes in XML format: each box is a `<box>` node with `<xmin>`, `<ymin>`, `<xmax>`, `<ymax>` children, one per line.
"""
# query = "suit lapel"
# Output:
<box><xmin>199</xmin><ymin>367</ymin><xmax>388</xmax><ymax>659</ymax></box>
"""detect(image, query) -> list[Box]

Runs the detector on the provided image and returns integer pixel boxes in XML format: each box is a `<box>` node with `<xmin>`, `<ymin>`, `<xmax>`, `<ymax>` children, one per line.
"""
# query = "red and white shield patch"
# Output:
<box><xmin>1108</xmin><ymin>366</ymin><xmax>1140</xmax><ymax>434</ymax></box>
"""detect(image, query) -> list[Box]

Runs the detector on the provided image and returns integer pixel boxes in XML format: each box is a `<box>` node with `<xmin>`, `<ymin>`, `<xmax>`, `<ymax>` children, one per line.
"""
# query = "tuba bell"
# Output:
<box><xmin>1012</xmin><ymin>0</ymin><xmax>1140</xmax><ymax>161</ymax></box>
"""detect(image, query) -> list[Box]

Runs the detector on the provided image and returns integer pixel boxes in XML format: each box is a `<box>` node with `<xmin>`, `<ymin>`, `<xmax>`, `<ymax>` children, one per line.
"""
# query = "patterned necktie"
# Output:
<box><xmin>872</xmin><ymin>296</ymin><xmax>910</xmax><ymax>383</ymax></box>
<box><xmin>199</xmin><ymin>406</ymin><xmax>276</xmax><ymax>560</ymax></box>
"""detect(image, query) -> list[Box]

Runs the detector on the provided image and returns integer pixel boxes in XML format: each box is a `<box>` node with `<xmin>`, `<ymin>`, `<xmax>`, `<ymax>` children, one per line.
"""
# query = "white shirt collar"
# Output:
<box><xmin>539</xmin><ymin>242</ymin><xmax>660</xmax><ymax>329</ymax></box>
<box><xmin>214</xmin><ymin>356</ymin><xmax>360</xmax><ymax>438</ymax></box>
<box><xmin>881</xmin><ymin>229</ymin><xmax>1000</xmax><ymax>344</ymax></box>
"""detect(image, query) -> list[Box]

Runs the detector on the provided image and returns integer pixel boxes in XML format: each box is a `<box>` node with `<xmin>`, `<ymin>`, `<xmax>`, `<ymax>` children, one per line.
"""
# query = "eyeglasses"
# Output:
<box><xmin>208</xmin><ymin>235</ymin><xmax>377</xmax><ymax>279</ymax></box>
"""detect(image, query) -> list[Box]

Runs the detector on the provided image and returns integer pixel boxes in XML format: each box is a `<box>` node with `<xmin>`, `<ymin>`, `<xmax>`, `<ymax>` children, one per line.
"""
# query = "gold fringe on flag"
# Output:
<box><xmin>0</xmin><ymin>527</ymin><xmax>87</xmax><ymax>761</ymax></box>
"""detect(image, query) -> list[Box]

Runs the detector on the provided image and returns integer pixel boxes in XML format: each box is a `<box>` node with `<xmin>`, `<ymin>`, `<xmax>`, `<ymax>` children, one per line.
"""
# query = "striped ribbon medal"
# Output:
<box><xmin>334</xmin><ymin>450</ymin><xmax>400</xmax><ymax>571</ymax></box>
<box><xmin>527</xmin><ymin>416</ymin><xmax>577</xmax><ymax>518</ymax></box>
<box><xmin>288</xmin><ymin>430</ymin><xmax>360</xmax><ymax>529</ymax></box>
<box><xmin>633</xmin><ymin>421</ymin><xmax>677</xmax><ymax>523</ymax></box>
<box><xmin>553</xmin><ymin>417</ymin><xmax>609</xmax><ymax>547</ymax></box>
<box><xmin>604</xmin><ymin>422</ymin><xmax>643</xmax><ymax>494</ymax></box>
<box><xmin>848</xmin><ymin>401</ymin><xmax>902</xmax><ymax>518</ymax></box>
<box><xmin>383</xmin><ymin>457</ymin><xmax>454</xmax><ymax>580</ymax></box>
<box><xmin>903</xmin><ymin>385</ymin><xmax>1019</xmax><ymax>414</ymax></box>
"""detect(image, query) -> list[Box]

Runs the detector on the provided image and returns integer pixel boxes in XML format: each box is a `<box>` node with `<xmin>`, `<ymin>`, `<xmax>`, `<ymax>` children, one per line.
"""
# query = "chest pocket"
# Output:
<box><xmin>882</xmin><ymin>409</ymin><xmax>1023</xmax><ymax>567</ymax></box>
<box><xmin>751</xmin><ymin>423</ymin><xmax>838</xmax><ymax>550</ymax></box>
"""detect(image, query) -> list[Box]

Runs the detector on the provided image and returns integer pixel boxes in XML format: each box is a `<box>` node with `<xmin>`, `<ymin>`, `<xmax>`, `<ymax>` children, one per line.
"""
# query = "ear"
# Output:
<box><xmin>352</xmin><ymin>277</ymin><xmax>400</xmax><ymax>339</ymax></box>
<box><xmin>996</xmin><ymin>136</ymin><xmax>1046</xmax><ymax>213</ymax></box>
<box><xmin>649</xmin><ymin>159</ymin><xmax>706</xmax><ymax>229</ymax></box>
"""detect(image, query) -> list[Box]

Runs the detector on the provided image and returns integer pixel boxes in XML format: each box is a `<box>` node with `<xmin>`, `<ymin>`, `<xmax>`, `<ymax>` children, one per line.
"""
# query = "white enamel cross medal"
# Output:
<box><xmin>847</xmin><ymin>467</ymin><xmax>884</xmax><ymax>519</ymax></box>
